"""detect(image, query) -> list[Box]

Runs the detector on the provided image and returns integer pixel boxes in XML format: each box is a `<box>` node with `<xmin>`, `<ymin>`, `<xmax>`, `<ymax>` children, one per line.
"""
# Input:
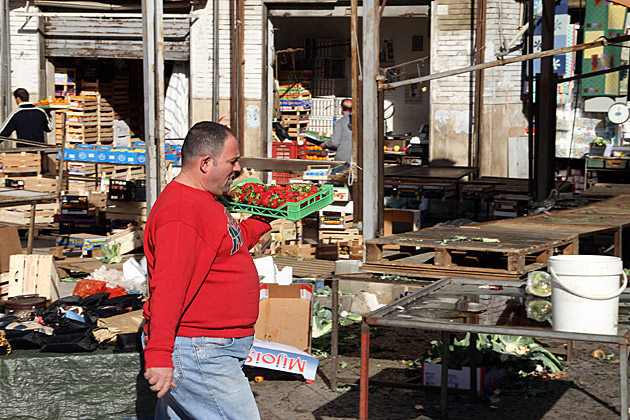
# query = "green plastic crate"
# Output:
<box><xmin>217</xmin><ymin>183</ymin><xmax>334</xmax><ymax>221</ymax></box>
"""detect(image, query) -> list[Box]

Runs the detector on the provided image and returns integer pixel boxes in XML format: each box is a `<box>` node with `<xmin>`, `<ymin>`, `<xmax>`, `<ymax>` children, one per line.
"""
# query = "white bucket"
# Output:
<box><xmin>548</xmin><ymin>255</ymin><xmax>627</xmax><ymax>335</ymax></box>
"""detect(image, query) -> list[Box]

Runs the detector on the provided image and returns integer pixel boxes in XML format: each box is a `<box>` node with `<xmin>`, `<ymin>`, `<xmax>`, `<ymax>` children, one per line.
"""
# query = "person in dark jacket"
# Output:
<box><xmin>0</xmin><ymin>88</ymin><xmax>52</xmax><ymax>145</ymax></box>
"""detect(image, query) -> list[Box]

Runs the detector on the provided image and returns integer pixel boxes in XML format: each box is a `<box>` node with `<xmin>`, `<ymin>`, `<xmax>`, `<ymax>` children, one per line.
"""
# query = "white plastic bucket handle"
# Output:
<box><xmin>549</xmin><ymin>266</ymin><xmax>628</xmax><ymax>300</ymax></box>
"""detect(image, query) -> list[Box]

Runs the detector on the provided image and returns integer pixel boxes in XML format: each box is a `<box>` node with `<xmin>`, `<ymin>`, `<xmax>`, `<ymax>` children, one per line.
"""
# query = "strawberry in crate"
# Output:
<box><xmin>226</xmin><ymin>182</ymin><xmax>319</xmax><ymax>208</ymax></box>
<box><xmin>218</xmin><ymin>178</ymin><xmax>334</xmax><ymax>221</ymax></box>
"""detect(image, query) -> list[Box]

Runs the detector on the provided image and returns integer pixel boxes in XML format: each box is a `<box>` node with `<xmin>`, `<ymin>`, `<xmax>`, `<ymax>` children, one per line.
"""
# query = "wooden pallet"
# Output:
<box><xmin>361</xmin><ymin>226</ymin><xmax>578</xmax><ymax>280</ymax></box>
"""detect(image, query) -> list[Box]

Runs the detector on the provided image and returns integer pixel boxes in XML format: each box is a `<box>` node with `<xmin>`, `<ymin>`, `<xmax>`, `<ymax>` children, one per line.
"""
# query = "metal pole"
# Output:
<box><xmin>0</xmin><ymin>0</ymin><xmax>11</xmax><ymax>122</ymax></box>
<box><xmin>359</xmin><ymin>321</ymin><xmax>370</xmax><ymax>420</ymax></box>
<box><xmin>142</xmin><ymin>0</ymin><xmax>158</xmax><ymax>210</ymax></box>
<box><xmin>472</xmin><ymin>0</ymin><xmax>487</xmax><ymax>172</ymax></box>
<box><xmin>331</xmin><ymin>277</ymin><xmax>339</xmax><ymax>389</ymax></box>
<box><xmin>212</xmin><ymin>0</ymin><xmax>219</xmax><ymax>122</ymax></box>
<box><xmin>351</xmin><ymin>0</ymin><xmax>361</xmax><ymax>224</ymax></box>
<box><xmin>535</xmin><ymin>0</ymin><xmax>556</xmax><ymax>201</ymax></box>
<box><xmin>27</xmin><ymin>203</ymin><xmax>36</xmax><ymax>254</ymax></box>
<box><xmin>155</xmin><ymin>0</ymin><xmax>166</xmax><ymax>192</ymax></box>
<box><xmin>440</xmin><ymin>331</ymin><xmax>450</xmax><ymax>419</ymax></box>
<box><xmin>362</xmin><ymin>0</ymin><xmax>379</xmax><ymax>241</ymax></box>
<box><xmin>621</xmin><ymin>343</ymin><xmax>628</xmax><ymax>420</ymax></box>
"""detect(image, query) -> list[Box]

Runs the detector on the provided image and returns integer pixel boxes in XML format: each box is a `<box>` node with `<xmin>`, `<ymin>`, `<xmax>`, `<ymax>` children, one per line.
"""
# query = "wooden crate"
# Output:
<box><xmin>0</xmin><ymin>152</ymin><xmax>41</xmax><ymax>174</ymax></box>
<box><xmin>361</xmin><ymin>226</ymin><xmax>578</xmax><ymax>280</ymax></box>
<box><xmin>319</xmin><ymin>227</ymin><xmax>362</xmax><ymax>244</ymax></box>
<box><xmin>8</xmin><ymin>254</ymin><xmax>60</xmax><ymax>301</ymax></box>
<box><xmin>105</xmin><ymin>200</ymin><xmax>147</xmax><ymax>222</ymax></box>
<box><xmin>0</xmin><ymin>203</ymin><xmax>57</xmax><ymax>225</ymax></box>
<box><xmin>280</xmin><ymin>244</ymin><xmax>316</xmax><ymax>258</ymax></box>
<box><xmin>316</xmin><ymin>240</ymin><xmax>363</xmax><ymax>261</ymax></box>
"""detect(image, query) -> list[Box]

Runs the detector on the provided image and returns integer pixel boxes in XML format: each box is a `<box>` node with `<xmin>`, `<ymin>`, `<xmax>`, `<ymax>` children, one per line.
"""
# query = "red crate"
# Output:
<box><xmin>272</xmin><ymin>172</ymin><xmax>302</xmax><ymax>185</ymax></box>
<box><xmin>272</xmin><ymin>142</ymin><xmax>307</xmax><ymax>159</ymax></box>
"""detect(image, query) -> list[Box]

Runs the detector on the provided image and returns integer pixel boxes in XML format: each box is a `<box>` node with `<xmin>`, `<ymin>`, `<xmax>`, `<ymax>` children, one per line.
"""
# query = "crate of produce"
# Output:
<box><xmin>218</xmin><ymin>179</ymin><xmax>334</xmax><ymax>221</ymax></box>
<box><xmin>61</xmin><ymin>195</ymin><xmax>89</xmax><ymax>215</ymax></box>
<box><xmin>272</xmin><ymin>142</ymin><xmax>307</xmax><ymax>159</ymax></box>
<box><xmin>272</xmin><ymin>171</ymin><xmax>303</xmax><ymax>186</ymax></box>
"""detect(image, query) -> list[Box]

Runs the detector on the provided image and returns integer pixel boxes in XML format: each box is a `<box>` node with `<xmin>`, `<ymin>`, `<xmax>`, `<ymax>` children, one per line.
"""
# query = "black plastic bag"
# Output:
<box><xmin>40</xmin><ymin>332</ymin><xmax>100</xmax><ymax>353</ymax></box>
<box><xmin>114</xmin><ymin>332</ymin><xmax>142</xmax><ymax>353</ymax></box>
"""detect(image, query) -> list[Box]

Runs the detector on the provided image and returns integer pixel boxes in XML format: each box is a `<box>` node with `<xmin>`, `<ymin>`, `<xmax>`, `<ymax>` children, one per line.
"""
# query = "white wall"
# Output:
<box><xmin>381</xmin><ymin>17</ymin><xmax>430</xmax><ymax>135</ymax></box>
<box><xmin>9</xmin><ymin>0</ymin><xmax>41</xmax><ymax>104</ymax></box>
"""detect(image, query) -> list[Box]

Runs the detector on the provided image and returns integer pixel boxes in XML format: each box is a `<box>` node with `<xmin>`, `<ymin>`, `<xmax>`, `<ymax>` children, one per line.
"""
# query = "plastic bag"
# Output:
<box><xmin>73</xmin><ymin>279</ymin><xmax>108</xmax><ymax>299</ymax></box>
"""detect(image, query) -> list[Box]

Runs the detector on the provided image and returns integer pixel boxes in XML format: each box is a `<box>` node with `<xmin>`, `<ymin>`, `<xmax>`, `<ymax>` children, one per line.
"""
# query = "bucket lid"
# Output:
<box><xmin>5</xmin><ymin>294</ymin><xmax>46</xmax><ymax>310</ymax></box>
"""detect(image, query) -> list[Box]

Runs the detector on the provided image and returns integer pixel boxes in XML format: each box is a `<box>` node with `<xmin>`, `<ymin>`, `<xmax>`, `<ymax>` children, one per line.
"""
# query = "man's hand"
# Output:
<box><xmin>144</xmin><ymin>367</ymin><xmax>176</xmax><ymax>398</ymax></box>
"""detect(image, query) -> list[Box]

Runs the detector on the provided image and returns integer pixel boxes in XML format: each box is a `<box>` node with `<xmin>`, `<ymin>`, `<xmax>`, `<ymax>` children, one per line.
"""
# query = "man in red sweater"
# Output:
<box><xmin>143</xmin><ymin>122</ymin><xmax>271</xmax><ymax>419</ymax></box>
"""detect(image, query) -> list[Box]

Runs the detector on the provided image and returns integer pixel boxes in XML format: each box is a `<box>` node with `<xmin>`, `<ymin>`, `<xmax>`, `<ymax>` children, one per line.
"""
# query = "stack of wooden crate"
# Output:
<box><xmin>99</xmin><ymin>96</ymin><xmax>115</xmax><ymax>144</ymax></box>
<box><xmin>113</xmin><ymin>74</ymin><xmax>130</xmax><ymax>121</ymax></box>
<box><xmin>66</xmin><ymin>94</ymin><xmax>99</xmax><ymax>144</ymax></box>
<box><xmin>0</xmin><ymin>152</ymin><xmax>42</xmax><ymax>175</ymax></box>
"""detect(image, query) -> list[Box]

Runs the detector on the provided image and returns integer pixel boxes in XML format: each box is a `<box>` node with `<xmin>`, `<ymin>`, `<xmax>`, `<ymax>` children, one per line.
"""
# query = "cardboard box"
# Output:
<box><xmin>246</xmin><ymin>339</ymin><xmax>319</xmax><ymax>382</ymax></box>
<box><xmin>254</xmin><ymin>284</ymin><xmax>313</xmax><ymax>353</ymax></box>
<box><xmin>0</xmin><ymin>227</ymin><xmax>23</xmax><ymax>272</ymax></box>
<box><xmin>422</xmin><ymin>362</ymin><xmax>509</xmax><ymax>393</ymax></box>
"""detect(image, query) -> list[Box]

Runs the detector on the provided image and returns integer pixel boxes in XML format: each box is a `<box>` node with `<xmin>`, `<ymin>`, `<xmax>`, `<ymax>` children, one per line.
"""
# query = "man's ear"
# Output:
<box><xmin>199</xmin><ymin>156</ymin><xmax>212</xmax><ymax>174</ymax></box>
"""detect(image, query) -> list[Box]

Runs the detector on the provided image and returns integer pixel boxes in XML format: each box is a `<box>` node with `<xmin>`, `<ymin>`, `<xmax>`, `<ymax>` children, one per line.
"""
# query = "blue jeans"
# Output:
<box><xmin>153</xmin><ymin>335</ymin><xmax>260</xmax><ymax>420</ymax></box>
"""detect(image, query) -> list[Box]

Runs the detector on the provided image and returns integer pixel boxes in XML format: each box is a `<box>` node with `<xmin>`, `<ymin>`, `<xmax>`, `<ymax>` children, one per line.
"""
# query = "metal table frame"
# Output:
<box><xmin>359</xmin><ymin>277</ymin><xmax>630</xmax><ymax>420</ymax></box>
<box><xmin>0</xmin><ymin>187</ymin><xmax>57</xmax><ymax>253</ymax></box>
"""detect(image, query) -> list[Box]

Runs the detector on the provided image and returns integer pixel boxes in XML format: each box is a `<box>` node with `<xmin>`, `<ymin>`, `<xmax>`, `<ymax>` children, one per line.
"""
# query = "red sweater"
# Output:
<box><xmin>142</xmin><ymin>181</ymin><xmax>270</xmax><ymax>368</ymax></box>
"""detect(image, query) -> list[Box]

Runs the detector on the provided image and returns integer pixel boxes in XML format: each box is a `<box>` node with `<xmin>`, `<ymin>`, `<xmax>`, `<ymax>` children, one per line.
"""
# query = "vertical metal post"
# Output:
<box><xmin>0</xmin><ymin>0</ymin><xmax>11</xmax><ymax>122</ymax></box>
<box><xmin>143</xmin><ymin>0</ymin><xmax>165</xmax><ymax>208</ymax></box>
<box><xmin>213</xmin><ymin>0</ymin><xmax>220</xmax><ymax>122</ymax></box>
<box><xmin>350</xmin><ymin>0</ymin><xmax>361</xmax><ymax>222</ymax></box>
<box><xmin>534</xmin><ymin>0</ymin><xmax>556</xmax><ymax>201</ymax></box>
<box><xmin>156</xmin><ymin>0</ymin><xmax>166</xmax><ymax>193</ymax></box>
<box><xmin>377</xmin><ymin>90</ymin><xmax>384</xmax><ymax>237</ymax></box>
<box><xmin>27</xmin><ymin>203</ymin><xmax>36</xmax><ymax>254</ymax></box>
<box><xmin>56</xmin><ymin>115</ymin><xmax>67</xmax><ymax>200</ymax></box>
<box><xmin>527</xmin><ymin>0</ymin><xmax>535</xmax><ymax>197</ymax></box>
<box><xmin>237</xmin><ymin>0</ymin><xmax>245</xmax><ymax>146</ymax></box>
<box><xmin>360</xmin><ymin>321</ymin><xmax>370</xmax><ymax>420</ymax></box>
<box><xmin>470</xmin><ymin>333</ymin><xmax>478</xmax><ymax>397</ymax></box>
<box><xmin>440</xmin><ymin>331</ymin><xmax>450</xmax><ymax>420</ymax></box>
<box><xmin>362</xmin><ymin>0</ymin><xmax>379</xmax><ymax>241</ymax></box>
<box><xmin>330</xmin><ymin>278</ymin><xmax>339</xmax><ymax>390</ymax></box>
<box><xmin>472</xmin><ymin>0</ymin><xmax>487</xmax><ymax>172</ymax></box>
<box><xmin>621</xmin><ymin>344</ymin><xmax>628</xmax><ymax>420</ymax></box>
<box><xmin>143</xmin><ymin>0</ymin><xmax>158</xmax><ymax>210</ymax></box>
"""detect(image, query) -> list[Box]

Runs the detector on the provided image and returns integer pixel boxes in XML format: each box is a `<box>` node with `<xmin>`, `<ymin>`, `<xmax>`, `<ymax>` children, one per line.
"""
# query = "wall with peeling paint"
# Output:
<box><xmin>430</xmin><ymin>0</ymin><xmax>527</xmax><ymax>176</ymax></box>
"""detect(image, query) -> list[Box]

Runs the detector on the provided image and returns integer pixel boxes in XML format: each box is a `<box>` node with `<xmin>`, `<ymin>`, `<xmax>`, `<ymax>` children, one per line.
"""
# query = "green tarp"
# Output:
<box><xmin>0</xmin><ymin>349</ymin><xmax>156</xmax><ymax>420</ymax></box>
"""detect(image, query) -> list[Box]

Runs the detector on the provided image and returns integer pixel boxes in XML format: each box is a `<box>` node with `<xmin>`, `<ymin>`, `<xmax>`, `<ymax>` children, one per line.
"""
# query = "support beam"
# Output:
<box><xmin>534</xmin><ymin>0</ymin><xmax>556</xmax><ymax>201</ymax></box>
<box><xmin>0</xmin><ymin>0</ymin><xmax>11</xmax><ymax>122</ymax></box>
<box><xmin>380</xmin><ymin>35</ymin><xmax>630</xmax><ymax>90</ymax></box>
<box><xmin>472</xmin><ymin>0</ymin><xmax>487</xmax><ymax>171</ymax></box>
<box><xmin>142</xmin><ymin>0</ymin><xmax>166</xmax><ymax>210</ymax></box>
<box><xmin>362</xmin><ymin>0</ymin><xmax>379</xmax><ymax>241</ymax></box>
<box><xmin>351</xmin><ymin>0</ymin><xmax>362</xmax><ymax>224</ymax></box>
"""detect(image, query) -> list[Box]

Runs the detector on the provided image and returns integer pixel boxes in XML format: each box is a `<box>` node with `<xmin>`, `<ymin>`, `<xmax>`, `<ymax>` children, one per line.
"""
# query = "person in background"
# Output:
<box><xmin>142</xmin><ymin>121</ymin><xmax>271</xmax><ymax>420</ymax></box>
<box><xmin>321</xmin><ymin>98</ymin><xmax>353</xmax><ymax>162</ymax></box>
<box><xmin>0</xmin><ymin>88</ymin><xmax>52</xmax><ymax>145</ymax></box>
